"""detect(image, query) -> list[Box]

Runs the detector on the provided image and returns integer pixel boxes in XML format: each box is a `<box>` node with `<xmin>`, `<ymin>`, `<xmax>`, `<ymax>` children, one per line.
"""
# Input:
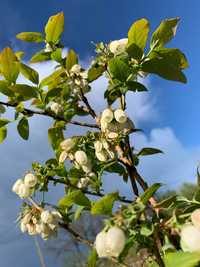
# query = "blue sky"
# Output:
<box><xmin>0</xmin><ymin>0</ymin><xmax>200</xmax><ymax>266</ymax></box>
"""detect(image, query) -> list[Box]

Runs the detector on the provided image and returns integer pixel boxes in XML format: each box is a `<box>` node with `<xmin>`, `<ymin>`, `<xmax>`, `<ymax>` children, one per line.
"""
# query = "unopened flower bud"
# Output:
<box><xmin>180</xmin><ymin>224</ymin><xmax>200</xmax><ymax>252</ymax></box>
<box><xmin>106</xmin><ymin>227</ymin><xmax>126</xmax><ymax>257</ymax></box>
<box><xmin>44</xmin><ymin>43</ymin><xmax>52</xmax><ymax>52</ymax></box>
<box><xmin>191</xmin><ymin>209</ymin><xmax>200</xmax><ymax>229</ymax></box>
<box><xmin>60</xmin><ymin>138</ymin><xmax>75</xmax><ymax>152</ymax></box>
<box><xmin>114</xmin><ymin>109</ymin><xmax>127</xmax><ymax>124</ymax></box>
<box><xmin>107</xmin><ymin>132</ymin><xmax>118</xmax><ymax>139</ymax></box>
<box><xmin>12</xmin><ymin>179</ymin><xmax>24</xmax><ymax>194</ymax></box>
<box><xmin>59</xmin><ymin>151</ymin><xmax>68</xmax><ymax>163</ymax></box>
<box><xmin>77</xmin><ymin>177</ymin><xmax>90</xmax><ymax>189</ymax></box>
<box><xmin>101</xmin><ymin>109</ymin><xmax>113</xmax><ymax>123</ymax></box>
<box><xmin>95</xmin><ymin>151</ymin><xmax>108</xmax><ymax>162</ymax></box>
<box><xmin>102</xmin><ymin>140</ymin><xmax>109</xmax><ymax>150</ymax></box>
<box><xmin>41</xmin><ymin>210</ymin><xmax>54</xmax><ymax>224</ymax></box>
<box><xmin>95</xmin><ymin>231</ymin><xmax>109</xmax><ymax>258</ymax></box>
<box><xmin>20</xmin><ymin>222</ymin><xmax>28</xmax><ymax>233</ymax></box>
<box><xmin>75</xmin><ymin>150</ymin><xmax>88</xmax><ymax>165</ymax></box>
<box><xmin>109</xmin><ymin>38</ymin><xmax>128</xmax><ymax>55</ymax></box>
<box><xmin>24</xmin><ymin>173</ymin><xmax>37</xmax><ymax>188</ymax></box>
<box><xmin>50</xmin><ymin>102</ymin><xmax>62</xmax><ymax>114</ymax></box>
<box><xmin>82</xmin><ymin>161</ymin><xmax>92</xmax><ymax>173</ymax></box>
<box><xmin>18</xmin><ymin>183</ymin><xmax>32</xmax><ymax>198</ymax></box>
<box><xmin>70</xmin><ymin>64</ymin><xmax>81</xmax><ymax>74</ymax></box>
<box><xmin>94</xmin><ymin>141</ymin><xmax>103</xmax><ymax>153</ymax></box>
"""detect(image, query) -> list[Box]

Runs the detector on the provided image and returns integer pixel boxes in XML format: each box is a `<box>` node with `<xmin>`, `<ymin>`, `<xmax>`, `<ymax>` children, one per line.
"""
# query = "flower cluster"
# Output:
<box><xmin>20</xmin><ymin>206</ymin><xmax>61</xmax><ymax>240</ymax></box>
<box><xmin>50</xmin><ymin>102</ymin><xmax>63</xmax><ymax>115</ymax></box>
<box><xmin>95</xmin><ymin>226</ymin><xmax>126</xmax><ymax>258</ymax></box>
<box><xmin>180</xmin><ymin>209</ymin><xmax>200</xmax><ymax>252</ymax></box>
<box><xmin>109</xmin><ymin>38</ymin><xmax>128</xmax><ymax>55</ymax></box>
<box><xmin>94</xmin><ymin>139</ymin><xmax>114</xmax><ymax>162</ymax></box>
<box><xmin>59</xmin><ymin>138</ymin><xmax>76</xmax><ymax>163</ymax></box>
<box><xmin>12</xmin><ymin>173</ymin><xmax>38</xmax><ymax>199</ymax></box>
<box><xmin>100</xmin><ymin>108</ymin><xmax>134</xmax><ymax>139</ymax></box>
<box><xmin>68</xmin><ymin>64</ymin><xmax>89</xmax><ymax>93</ymax></box>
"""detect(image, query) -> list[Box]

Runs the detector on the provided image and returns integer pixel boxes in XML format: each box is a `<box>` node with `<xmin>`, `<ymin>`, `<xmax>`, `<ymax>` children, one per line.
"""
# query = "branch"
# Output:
<box><xmin>79</xmin><ymin>89</ymin><xmax>97</xmax><ymax>119</ymax></box>
<box><xmin>47</xmin><ymin>176</ymin><xmax>133</xmax><ymax>204</ymax></box>
<box><xmin>0</xmin><ymin>101</ymin><xmax>99</xmax><ymax>129</ymax></box>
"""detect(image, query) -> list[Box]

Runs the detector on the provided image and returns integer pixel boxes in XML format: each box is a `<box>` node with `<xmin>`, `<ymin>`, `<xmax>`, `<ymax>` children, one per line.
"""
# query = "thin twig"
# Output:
<box><xmin>0</xmin><ymin>101</ymin><xmax>99</xmax><ymax>129</ymax></box>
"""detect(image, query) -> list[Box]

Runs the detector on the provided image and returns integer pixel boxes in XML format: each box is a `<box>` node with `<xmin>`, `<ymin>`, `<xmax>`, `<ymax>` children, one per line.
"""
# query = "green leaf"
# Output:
<box><xmin>141</xmin><ymin>57</ymin><xmax>187</xmax><ymax>83</ymax></box>
<box><xmin>0</xmin><ymin>118</ymin><xmax>10</xmax><ymax>127</ymax></box>
<box><xmin>126</xmin><ymin>81</ymin><xmax>148</xmax><ymax>92</ymax></box>
<box><xmin>0</xmin><ymin>105</ymin><xmax>6</xmax><ymax>114</ymax></box>
<box><xmin>128</xmin><ymin>18</ymin><xmax>149</xmax><ymax>50</ymax></box>
<box><xmin>48</xmin><ymin>126</ymin><xmax>64</xmax><ymax>150</ymax></box>
<box><xmin>126</xmin><ymin>43</ymin><xmax>143</xmax><ymax>61</ymax></box>
<box><xmin>16</xmin><ymin>32</ymin><xmax>44</xmax><ymax>43</ymax></box>
<box><xmin>137</xmin><ymin>147</ymin><xmax>163</xmax><ymax>156</ymax></box>
<box><xmin>30</xmin><ymin>51</ymin><xmax>51</xmax><ymax>63</ymax></box>
<box><xmin>40</xmin><ymin>68</ymin><xmax>64</xmax><ymax>87</ymax></box>
<box><xmin>88</xmin><ymin>65</ymin><xmax>105</xmax><ymax>82</ymax></box>
<box><xmin>17</xmin><ymin>117</ymin><xmax>29</xmax><ymax>140</ymax></box>
<box><xmin>0</xmin><ymin>80</ymin><xmax>14</xmax><ymax>97</ymax></box>
<box><xmin>58</xmin><ymin>190</ymin><xmax>91</xmax><ymax>208</ymax></box>
<box><xmin>19</xmin><ymin>63</ymin><xmax>39</xmax><ymax>84</ymax></box>
<box><xmin>150</xmin><ymin>48</ymin><xmax>188</xmax><ymax>69</ymax></box>
<box><xmin>155</xmin><ymin>195</ymin><xmax>177</xmax><ymax>209</ymax></box>
<box><xmin>45</xmin><ymin>12</ymin><xmax>64</xmax><ymax>43</ymax></box>
<box><xmin>51</xmin><ymin>48</ymin><xmax>62</xmax><ymax>62</ymax></box>
<box><xmin>140</xmin><ymin>183</ymin><xmax>162</xmax><ymax>205</ymax></box>
<box><xmin>164</xmin><ymin>251</ymin><xmax>200</xmax><ymax>267</ymax></box>
<box><xmin>45</xmin><ymin>87</ymin><xmax>62</xmax><ymax>103</ymax></box>
<box><xmin>0</xmin><ymin>126</ymin><xmax>7</xmax><ymax>144</ymax></box>
<box><xmin>108</xmin><ymin>58</ymin><xmax>130</xmax><ymax>82</ymax></box>
<box><xmin>65</xmin><ymin>49</ymin><xmax>78</xmax><ymax>71</ymax></box>
<box><xmin>151</xmin><ymin>18</ymin><xmax>180</xmax><ymax>48</ymax></box>
<box><xmin>0</xmin><ymin>47</ymin><xmax>19</xmax><ymax>82</ymax></box>
<box><xmin>87</xmin><ymin>249</ymin><xmax>98</xmax><ymax>267</ymax></box>
<box><xmin>9</xmin><ymin>84</ymin><xmax>38</xmax><ymax>100</ymax></box>
<box><xmin>91</xmin><ymin>192</ymin><xmax>119</xmax><ymax>215</ymax></box>
<box><xmin>197</xmin><ymin>166</ymin><xmax>200</xmax><ymax>187</ymax></box>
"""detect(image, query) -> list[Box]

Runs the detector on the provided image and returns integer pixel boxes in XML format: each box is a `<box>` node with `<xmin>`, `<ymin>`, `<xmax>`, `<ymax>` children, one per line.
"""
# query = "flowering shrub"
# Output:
<box><xmin>0</xmin><ymin>11</ymin><xmax>199</xmax><ymax>266</ymax></box>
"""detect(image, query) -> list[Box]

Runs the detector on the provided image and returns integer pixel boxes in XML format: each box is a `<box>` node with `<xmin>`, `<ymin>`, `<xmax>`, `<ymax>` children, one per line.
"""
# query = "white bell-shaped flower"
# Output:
<box><xmin>191</xmin><ymin>209</ymin><xmax>200</xmax><ymax>230</ymax></box>
<box><xmin>60</xmin><ymin>138</ymin><xmax>75</xmax><ymax>152</ymax></box>
<box><xmin>82</xmin><ymin>161</ymin><xmax>92</xmax><ymax>173</ymax></box>
<box><xmin>106</xmin><ymin>227</ymin><xmax>126</xmax><ymax>257</ymax></box>
<box><xmin>27</xmin><ymin>224</ymin><xmax>37</xmax><ymax>235</ymax></box>
<box><xmin>94</xmin><ymin>141</ymin><xmax>103</xmax><ymax>153</ymax></box>
<box><xmin>109</xmin><ymin>38</ymin><xmax>128</xmax><ymax>55</ymax></box>
<box><xmin>41</xmin><ymin>210</ymin><xmax>54</xmax><ymax>224</ymax></box>
<box><xmin>22</xmin><ymin>212</ymin><xmax>32</xmax><ymax>225</ymax></box>
<box><xmin>101</xmin><ymin>109</ymin><xmax>114</xmax><ymax>123</ymax></box>
<box><xmin>70</xmin><ymin>64</ymin><xmax>81</xmax><ymax>74</ymax></box>
<box><xmin>95</xmin><ymin>231</ymin><xmax>109</xmax><ymax>258</ymax></box>
<box><xmin>50</xmin><ymin>102</ymin><xmax>62</xmax><ymax>114</ymax></box>
<box><xmin>59</xmin><ymin>151</ymin><xmax>68</xmax><ymax>163</ymax></box>
<box><xmin>18</xmin><ymin>183</ymin><xmax>32</xmax><ymax>198</ymax></box>
<box><xmin>12</xmin><ymin>179</ymin><xmax>24</xmax><ymax>194</ymax></box>
<box><xmin>77</xmin><ymin>177</ymin><xmax>90</xmax><ymax>189</ymax></box>
<box><xmin>75</xmin><ymin>150</ymin><xmax>88</xmax><ymax>165</ymax></box>
<box><xmin>114</xmin><ymin>109</ymin><xmax>127</xmax><ymax>124</ymax></box>
<box><xmin>95</xmin><ymin>150</ymin><xmax>108</xmax><ymax>162</ymax></box>
<box><xmin>24</xmin><ymin>173</ymin><xmax>37</xmax><ymax>188</ymax></box>
<box><xmin>20</xmin><ymin>222</ymin><xmax>28</xmax><ymax>233</ymax></box>
<box><xmin>180</xmin><ymin>224</ymin><xmax>200</xmax><ymax>252</ymax></box>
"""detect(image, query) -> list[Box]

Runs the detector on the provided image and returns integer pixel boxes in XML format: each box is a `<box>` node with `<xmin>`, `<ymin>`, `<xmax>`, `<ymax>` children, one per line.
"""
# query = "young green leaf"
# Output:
<box><xmin>19</xmin><ymin>63</ymin><xmax>39</xmax><ymax>84</ymax></box>
<box><xmin>0</xmin><ymin>118</ymin><xmax>10</xmax><ymax>128</ymax></box>
<box><xmin>164</xmin><ymin>251</ymin><xmax>200</xmax><ymax>267</ymax></box>
<box><xmin>58</xmin><ymin>190</ymin><xmax>91</xmax><ymax>208</ymax></box>
<box><xmin>86</xmin><ymin>249</ymin><xmax>98</xmax><ymax>267</ymax></box>
<box><xmin>137</xmin><ymin>147</ymin><xmax>163</xmax><ymax>156</ymax></box>
<box><xmin>45</xmin><ymin>12</ymin><xmax>64</xmax><ymax>43</ymax></box>
<box><xmin>0</xmin><ymin>47</ymin><xmax>19</xmax><ymax>82</ymax></box>
<box><xmin>140</xmin><ymin>183</ymin><xmax>162</xmax><ymax>205</ymax></box>
<box><xmin>16</xmin><ymin>32</ymin><xmax>44</xmax><ymax>43</ymax></box>
<box><xmin>91</xmin><ymin>192</ymin><xmax>119</xmax><ymax>215</ymax></box>
<box><xmin>65</xmin><ymin>49</ymin><xmax>78</xmax><ymax>71</ymax></box>
<box><xmin>17</xmin><ymin>117</ymin><xmax>29</xmax><ymax>140</ymax></box>
<box><xmin>108</xmin><ymin>58</ymin><xmax>130</xmax><ymax>82</ymax></box>
<box><xmin>126</xmin><ymin>81</ymin><xmax>148</xmax><ymax>92</ymax></box>
<box><xmin>88</xmin><ymin>65</ymin><xmax>105</xmax><ymax>82</ymax></box>
<box><xmin>128</xmin><ymin>18</ymin><xmax>150</xmax><ymax>50</ymax></box>
<box><xmin>141</xmin><ymin>57</ymin><xmax>187</xmax><ymax>83</ymax></box>
<box><xmin>0</xmin><ymin>126</ymin><xmax>7</xmax><ymax>144</ymax></box>
<box><xmin>0</xmin><ymin>81</ymin><xmax>14</xmax><ymax>97</ymax></box>
<box><xmin>151</xmin><ymin>17</ymin><xmax>180</xmax><ymax>48</ymax></box>
<box><xmin>48</xmin><ymin>126</ymin><xmax>64</xmax><ymax>150</ymax></box>
<box><xmin>30</xmin><ymin>51</ymin><xmax>51</xmax><ymax>63</ymax></box>
<box><xmin>9</xmin><ymin>84</ymin><xmax>38</xmax><ymax>100</ymax></box>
